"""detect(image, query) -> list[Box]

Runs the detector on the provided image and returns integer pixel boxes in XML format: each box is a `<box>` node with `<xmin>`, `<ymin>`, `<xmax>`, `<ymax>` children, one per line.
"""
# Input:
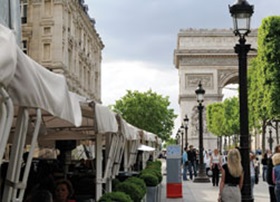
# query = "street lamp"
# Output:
<box><xmin>180</xmin><ymin>124</ymin><xmax>184</xmax><ymax>153</ymax></box>
<box><xmin>229</xmin><ymin>0</ymin><xmax>254</xmax><ymax>201</ymax></box>
<box><xmin>193</xmin><ymin>81</ymin><xmax>210</xmax><ymax>183</ymax></box>
<box><xmin>176</xmin><ymin>130</ymin><xmax>180</xmax><ymax>145</ymax></box>
<box><xmin>184</xmin><ymin>114</ymin><xmax>189</xmax><ymax>148</ymax></box>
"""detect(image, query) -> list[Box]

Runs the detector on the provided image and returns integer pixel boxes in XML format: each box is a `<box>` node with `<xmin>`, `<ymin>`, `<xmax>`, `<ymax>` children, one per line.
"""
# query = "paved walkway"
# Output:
<box><xmin>159</xmin><ymin>159</ymin><xmax>270</xmax><ymax>202</ymax></box>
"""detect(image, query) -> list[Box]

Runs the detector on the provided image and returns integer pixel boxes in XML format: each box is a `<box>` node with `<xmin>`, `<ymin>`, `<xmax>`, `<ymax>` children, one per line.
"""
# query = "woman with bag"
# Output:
<box><xmin>204</xmin><ymin>151</ymin><xmax>211</xmax><ymax>177</ymax></box>
<box><xmin>210</xmin><ymin>148</ymin><xmax>222</xmax><ymax>186</ymax></box>
<box><xmin>218</xmin><ymin>148</ymin><xmax>244</xmax><ymax>202</ymax></box>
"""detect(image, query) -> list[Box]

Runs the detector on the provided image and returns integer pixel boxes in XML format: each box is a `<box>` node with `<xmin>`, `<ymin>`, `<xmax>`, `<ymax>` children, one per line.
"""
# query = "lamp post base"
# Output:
<box><xmin>193</xmin><ymin>164</ymin><xmax>210</xmax><ymax>183</ymax></box>
<box><xmin>193</xmin><ymin>175</ymin><xmax>211</xmax><ymax>183</ymax></box>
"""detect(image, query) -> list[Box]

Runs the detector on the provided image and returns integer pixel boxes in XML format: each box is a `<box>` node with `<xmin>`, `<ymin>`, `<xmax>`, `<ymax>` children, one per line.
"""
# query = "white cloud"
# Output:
<box><xmin>84</xmin><ymin>0</ymin><xmax>280</xmax><ymax>138</ymax></box>
<box><xmin>101</xmin><ymin>60</ymin><xmax>179</xmax><ymax>109</ymax></box>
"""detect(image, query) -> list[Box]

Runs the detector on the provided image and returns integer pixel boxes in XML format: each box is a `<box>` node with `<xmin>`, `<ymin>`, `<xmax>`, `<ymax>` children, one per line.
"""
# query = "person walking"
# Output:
<box><xmin>262</xmin><ymin>151</ymin><xmax>269</xmax><ymax>181</ymax></box>
<box><xmin>210</xmin><ymin>148</ymin><xmax>222</xmax><ymax>187</ymax></box>
<box><xmin>182</xmin><ymin>147</ymin><xmax>189</xmax><ymax>181</ymax></box>
<box><xmin>250</xmin><ymin>152</ymin><xmax>256</xmax><ymax>196</ymax></box>
<box><xmin>272</xmin><ymin>153</ymin><xmax>280</xmax><ymax>202</ymax></box>
<box><xmin>267</xmin><ymin>145</ymin><xmax>280</xmax><ymax>202</ymax></box>
<box><xmin>218</xmin><ymin>148</ymin><xmax>243</xmax><ymax>202</ymax></box>
<box><xmin>187</xmin><ymin>145</ymin><xmax>197</xmax><ymax>180</ymax></box>
<box><xmin>204</xmin><ymin>150</ymin><xmax>211</xmax><ymax>177</ymax></box>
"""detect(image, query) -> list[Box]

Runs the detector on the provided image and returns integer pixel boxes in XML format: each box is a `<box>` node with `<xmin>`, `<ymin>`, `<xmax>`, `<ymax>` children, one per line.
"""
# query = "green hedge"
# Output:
<box><xmin>139</xmin><ymin>172</ymin><xmax>159</xmax><ymax>187</ymax></box>
<box><xmin>125</xmin><ymin>177</ymin><xmax>146</xmax><ymax>196</ymax></box>
<box><xmin>116</xmin><ymin>181</ymin><xmax>144</xmax><ymax>202</ymax></box>
<box><xmin>139</xmin><ymin>160</ymin><xmax>163</xmax><ymax>187</ymax></box>
<box><xmin>98</xmin><ymin>191</ymin><xmax>132</xmax><ymax>202</ymax></box>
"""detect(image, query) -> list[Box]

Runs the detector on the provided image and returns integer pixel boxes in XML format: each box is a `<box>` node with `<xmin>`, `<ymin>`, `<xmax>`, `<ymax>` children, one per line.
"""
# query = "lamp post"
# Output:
<box><xmin>176</xmin><ymin>130</ymin><xmax>180</xmax><ymax>145</ymax></box>
<box><xmin>184</xmin><ymin>115</ymin><xmax>189</xmax><ymax>148</ymax></box>
<box><xmin>193</xmin><ymin>82</ymin><xmax>210</xmax><ymax>183</ymax></box>
<box><xmin>180</xmin><ymin>124</ymin><xmax>184</xmax><ymax>153</ymax></box>
<box><xmin>229</xmin><ymin>0</ymin><xmax>254</xmax><ymax>201</ymax></box>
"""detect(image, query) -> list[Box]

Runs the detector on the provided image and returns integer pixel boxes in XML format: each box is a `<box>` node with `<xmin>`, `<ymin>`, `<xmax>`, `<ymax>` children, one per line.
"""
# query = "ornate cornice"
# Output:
<box><xmin>179</xmin><ymin>55</ymin><xmax>238</xmax><ymax>66</ymax></box>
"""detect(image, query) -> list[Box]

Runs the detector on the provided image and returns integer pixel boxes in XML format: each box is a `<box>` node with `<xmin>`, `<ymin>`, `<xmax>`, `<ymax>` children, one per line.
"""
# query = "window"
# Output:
<box><xmin>22</xmin><ymin>40</ymin><xmax>28</xmax><ymax>54</ymax></box>
<box><xmin>43</xmin><ymin>43</ymin><xmax>51</xmax><ymax>60</ymax></box>
<box><xmin>20</xmin><ymin>0</ymin><xmax>28</xmax><ymax>24</ymax></box>
<box><xmin>44</xmin><ymin>27</ymin><xmax>51</xmax><ymax>35</ymax></box>
<box><xmin>44</xmin><ymin>0</ymin><xmax>51</xmax><ymax>16</ymax></box>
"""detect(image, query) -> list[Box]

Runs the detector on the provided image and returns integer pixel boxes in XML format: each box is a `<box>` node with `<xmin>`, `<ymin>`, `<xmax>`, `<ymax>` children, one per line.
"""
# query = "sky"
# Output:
<box><xmin>84</xmin><ymin>0</ymin><xmax>280</xmax><ymax>136</ymax></box>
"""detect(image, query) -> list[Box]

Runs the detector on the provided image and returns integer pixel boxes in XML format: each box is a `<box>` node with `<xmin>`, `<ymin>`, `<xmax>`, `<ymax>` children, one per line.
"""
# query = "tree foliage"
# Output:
<box><xmin>257</xmin><ymin>16</ymin><xmax>280</xmax><ymax>120</ymax></box>
<box><xmin>247</xmin><ymin>16</ymin><xmax>280</xmax><ymax>151</ymax></box>
<box><xmin>111</xmin><ymin>90</ymin><xmax>177</xmax><ymax>141</ymax></box>
<box><xmin>206</xmin><ymin>97</ymin><xmax>239</xmax><ymax>137</ymax></box>
<box><xmin>206</xmin><ymin>103</ymin><xmax>225</xmax><ymax>137</ymax></box>
<box><xmin>223</xmin><ymin>97</ymin><xmax>239</xmax><ymax>135</ymax></box>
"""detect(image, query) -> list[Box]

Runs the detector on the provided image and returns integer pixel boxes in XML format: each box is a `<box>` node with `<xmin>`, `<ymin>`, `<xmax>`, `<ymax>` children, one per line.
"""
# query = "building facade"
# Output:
<box><xmin>20</xmin><ymin>0</ymin><xmax>104</xmax><ymax>102</ymax></box>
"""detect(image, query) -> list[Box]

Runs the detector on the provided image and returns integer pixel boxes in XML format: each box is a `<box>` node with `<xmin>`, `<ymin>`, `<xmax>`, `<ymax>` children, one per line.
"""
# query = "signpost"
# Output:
<box><xmin>166</xmin><ymin>145</ymin><xmax>182</xmax><ymax>198</ymax></box>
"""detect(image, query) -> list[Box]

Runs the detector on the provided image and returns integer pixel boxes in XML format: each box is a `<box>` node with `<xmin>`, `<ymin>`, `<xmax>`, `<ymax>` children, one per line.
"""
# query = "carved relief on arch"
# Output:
<box><xmin>218</xmin><ymin>69</ymin><xmax>238</xmax><ymax>87</ymax></box>
<box><xmin>186</xmin><ymin>73</ymin><xmax>213</xmax><ymax>89</ymax></box>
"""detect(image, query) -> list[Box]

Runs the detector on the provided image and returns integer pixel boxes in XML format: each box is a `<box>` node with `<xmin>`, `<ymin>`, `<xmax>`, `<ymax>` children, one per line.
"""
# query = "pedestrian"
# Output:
<box><xmin>250</xmin><ymin>152</ymin><xmax>256</xmax><ymax>196</ymax></box>
<box><xmin>210</xmin><ymin>148</ymin><xmax>222</xmax><ymax>187</ymax></box>
<box><xmin>262</xmin><ymin>151</ymin><xmax>269</xmax><ymax>181</ymax></box>
<box><xmin>54</xmin><ymin>179</ymin><xmax>76</xmax><ymax>202</ymax></box>
<box><xmin>187</xmin><ymin>145</ymin><xmax>197</xmax><ymax>180</ymax></box>
<box><xmin>218</xmin><ymin>148</ymin><xmax>243</xmax><ymax>202</ymax></box>
<box><xmin>204</xmin><ymin>150</ymin><xmax>211</xmax><ymax>177</ymax></box>
<box><xmin>182</xmin><ymin>147</ymin><xmax>189</xmax><ymax>181</ymax></box>
<box><xmin>272</xmin><ymin>153</ymin><xmax>280</xmax><ymax>202</ymax></box>
<box><xmin>267</xmin><ymin>145</ymin><xmax>280</xmax><ymax>202</ymax></box>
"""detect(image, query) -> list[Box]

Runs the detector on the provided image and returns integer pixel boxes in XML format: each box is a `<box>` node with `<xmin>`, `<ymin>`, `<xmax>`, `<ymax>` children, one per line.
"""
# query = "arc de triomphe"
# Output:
<box><xmin>174</xmin><ymin>29</ymin><xmax>257</xmax><ymax>150</ymax></box>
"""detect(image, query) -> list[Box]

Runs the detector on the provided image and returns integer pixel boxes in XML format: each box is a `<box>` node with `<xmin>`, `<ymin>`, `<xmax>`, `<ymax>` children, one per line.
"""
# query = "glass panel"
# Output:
<box><xmin>197</xmin><ymin>94</ymin><xmax>204</xmax><ymax>102</ymax></box>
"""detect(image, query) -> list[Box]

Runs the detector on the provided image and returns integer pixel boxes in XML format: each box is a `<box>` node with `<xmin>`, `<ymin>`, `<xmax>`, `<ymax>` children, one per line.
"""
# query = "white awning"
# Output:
<box><xmin>0</xmin><ymin>24</ymin><xmax>84</xmax><ymax>127</ymax></box>
<box><xmin>138</xmin><ymin>144</ymin><xmax>155</xmax><ymax>151</ymax></box>
<box><xmin>95</xmin><ymin>103</ymin><xmax>118</xmax><ymax>134</ymax></box>
<box><xmin>120</xmin><ymin>118</ymin><xmax>139</xmax><ymax>140</ymax></box>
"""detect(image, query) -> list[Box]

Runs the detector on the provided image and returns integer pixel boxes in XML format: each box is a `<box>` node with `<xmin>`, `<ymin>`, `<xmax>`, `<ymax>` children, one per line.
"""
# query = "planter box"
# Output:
<box><xmin>146</xmin><ymin>184</ymin><xmax>161</xmax><ymax>202</ymax></box>
<box><xmin>141</xmin><ymin>193</ymin><xmax>147</xmax><ymax>202</ymax></box>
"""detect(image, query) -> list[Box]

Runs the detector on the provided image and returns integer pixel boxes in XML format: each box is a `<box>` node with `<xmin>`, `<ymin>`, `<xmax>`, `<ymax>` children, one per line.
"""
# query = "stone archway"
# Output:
<box><xmin>174</xmin><ymin>29</ymin><xmax>257</xmax><ymax>150</ymax></box>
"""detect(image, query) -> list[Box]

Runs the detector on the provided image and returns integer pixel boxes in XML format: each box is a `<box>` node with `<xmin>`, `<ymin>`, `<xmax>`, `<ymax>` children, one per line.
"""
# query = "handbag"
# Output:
<box><xmin>207</xmin><ymin>169</ymin><xmax>213</xmax><ymax>177</ymax></box>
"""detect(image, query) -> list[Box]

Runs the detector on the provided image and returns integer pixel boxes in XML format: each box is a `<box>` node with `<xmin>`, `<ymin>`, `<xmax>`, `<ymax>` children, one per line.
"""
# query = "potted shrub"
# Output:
<box><xmin>126</xmin><ymin>177</ymin><xmax>146</xmax><ymax>196</ymax></box>
<box><xmin>140</xmin><ymin>161</ymin><xmax>163</xmax><ymax>202</ymax></box>
<box><xmin>98</xmin><ymin>191</ymin><xmax>132</xmax><ymax>202</ymax></box>
<box><xmin>140</xmin><ymin>172</ymin><xmax>159</xmax><ymax>202</ymax></box>
<box><xmin>116</xmin><ymin>180</ymin><xmax>144</xmax><ymax>202</ymax></box>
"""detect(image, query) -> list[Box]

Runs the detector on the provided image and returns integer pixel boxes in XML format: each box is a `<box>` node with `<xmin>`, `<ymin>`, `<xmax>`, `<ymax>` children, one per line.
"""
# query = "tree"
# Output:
<box><xmin>223</xmin><ymin>97</ymin><xmax>239</xmax><ymax>136</ymax></box>
<box><xmin>207</xmin><ymin>97</ymin><xmax>239</xmax><ymax>150</ymax></box>
<box><xmin>111</xmin><ymin>90</ymin><xmax>177</xmax><ymax>141</ymax></box>
<box><xmin>206</xmin><ymin>103</ymin><xmax>225</xmax><ymax>137</ymax></box>
<box><xmin>248</xmin><ymin>16</ymin><xmax>280</xmax><ymax>151</ymax></box>
<box><xmin>258</xmin><ymin>16</ymin><xmax>280</xmax><ymax>119</ymax></box>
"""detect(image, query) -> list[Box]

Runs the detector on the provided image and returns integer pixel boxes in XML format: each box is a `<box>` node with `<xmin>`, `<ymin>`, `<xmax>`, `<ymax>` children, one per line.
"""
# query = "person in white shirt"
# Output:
<box><xmin>210</xmin><ymin>148</ymin><xmax>222</xmax><ymax>187</ymax></box>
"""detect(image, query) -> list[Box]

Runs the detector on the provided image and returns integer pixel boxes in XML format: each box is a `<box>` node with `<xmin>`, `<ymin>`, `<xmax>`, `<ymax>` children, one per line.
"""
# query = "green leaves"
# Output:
<box><xmin>111</xmin><ymin>89</ymin><xmax>177</xmax><ymax>141</ymax></box>
<box><xmin>206</xmin><ymin>97</ymin><xmax>239</xmax><ymax>137</ymax></box>
<box><xmin>248</xmin><ymin>16</ymin><xmax>280</xmax><ymax>123</ymax></box>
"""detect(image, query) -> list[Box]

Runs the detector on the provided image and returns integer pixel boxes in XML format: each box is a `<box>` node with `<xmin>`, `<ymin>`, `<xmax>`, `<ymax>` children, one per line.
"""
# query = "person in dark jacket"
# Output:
<box><xmin>267</xmin><ymin>145</ymin><xmax>280</xmax><ymax>202</ymax></box>
<box><xmin>187</xmin><ymin>145</ymin><xmax>197</xmax><ymax>180</ymax></box>
<box><xmin>262</xmin><ymin>151</ymin><xmax>269</xmax><ymax>181</ymax></box>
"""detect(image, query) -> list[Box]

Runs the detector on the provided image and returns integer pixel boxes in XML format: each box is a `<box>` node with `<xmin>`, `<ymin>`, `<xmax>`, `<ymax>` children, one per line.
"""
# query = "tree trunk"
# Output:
<box><xmin>262</xmin><ymin>120</ymin><xmax>266</xmax><ymax>153</ymax></box>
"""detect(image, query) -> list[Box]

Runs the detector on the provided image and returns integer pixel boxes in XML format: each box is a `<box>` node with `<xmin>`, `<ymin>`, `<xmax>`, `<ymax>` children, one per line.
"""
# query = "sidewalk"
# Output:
<box><xmin>160</xmin><ymin>175</ymin><xmax>219</xmax><ymax>202</ymax></box>
<box><xmin>159</xmin><ymin>159</ymin><xmax>269</xmax><ymax>202</ymax></box>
